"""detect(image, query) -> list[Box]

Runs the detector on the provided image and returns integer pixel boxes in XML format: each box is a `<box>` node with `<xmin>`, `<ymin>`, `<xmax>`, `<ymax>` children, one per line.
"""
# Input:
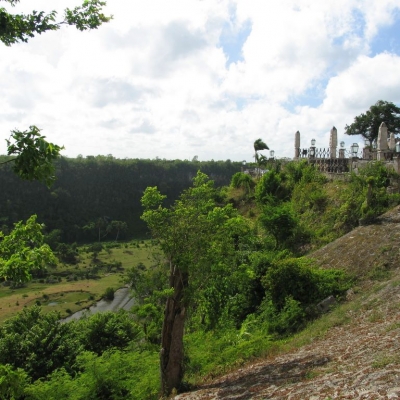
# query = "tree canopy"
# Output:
<box><xmin>345</xmin><ymin>100</ymin><xmax>400</xmax><ymax>143</ymax></box>
<box><xmin>0</xmin><ymin>0</ymin><xmax>112</xmax><ymax>46</ymax></box>
<box><xmin>253</xmin><ymin>138</ymin><xmax>269</xmax><ymax>164</ymax></box>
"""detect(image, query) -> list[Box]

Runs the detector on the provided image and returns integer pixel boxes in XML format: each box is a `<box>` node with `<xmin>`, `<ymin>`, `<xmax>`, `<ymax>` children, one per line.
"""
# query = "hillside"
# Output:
<box><xmin>174</xmin><ymin>206</ymin><xmax>400</xmax><ymax>399</ymax></box>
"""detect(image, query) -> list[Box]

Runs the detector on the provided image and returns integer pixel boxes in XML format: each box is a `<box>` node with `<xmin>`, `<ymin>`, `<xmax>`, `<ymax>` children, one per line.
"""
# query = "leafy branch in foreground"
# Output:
<box><xmin>2</xmin><ymin>125</ymin><xmax>64</xmax><ymax>186</ymax></box>
<box><xmin>0</xmin><ymin>215</ymin><xmax>56</xmax><ymax>285</ymax></box>
<box><xmin>0</xmin><ymin>0</ymin><xmax>112</xmax><ymax>46</ymax></box>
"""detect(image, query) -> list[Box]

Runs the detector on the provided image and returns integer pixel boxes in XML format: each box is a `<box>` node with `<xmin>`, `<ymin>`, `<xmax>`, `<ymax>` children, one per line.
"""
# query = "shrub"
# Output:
<box><xmin>230</xmin><ymin>172</ymin><xmax>255</xmax><ymax>195</ymax></box>
<box><xmin>255</xmin><ymin>170</ymin><xmax>287</xmax><ymax>205</ymax></box>
<box><xmin>262</xmin><ymin>257</ymin><xmax>352</xmax><ymax>319</ymax></box>
<box><xmin>103</xmin><ymin>287</ymin><xmax>115</xmax><ymax>301</ymax></box>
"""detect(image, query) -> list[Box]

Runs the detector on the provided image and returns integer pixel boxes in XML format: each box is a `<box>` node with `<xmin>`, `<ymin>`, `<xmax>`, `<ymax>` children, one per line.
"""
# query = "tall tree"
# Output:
<box><xmin>253</xmin><ymin>138</ymin><xmax>269</xmax><ymax>178</ymax></box>
<box><xmin>0</xmin><ymin>0</ymin><xmax>112</xmax><ymax>46</ymax></box>
<box><xmin>141</xmin><ymin>171</ymin><xmax>250</xmax><ymax>396</ymax></box>
<box><xmin>345</xmin><ymin>100</ymin><xmax>400</xmax><ymax>143</ymax></box>
<box><xmin>253</xmin><ymin>138</ymin><xmax>269</xmax><ymax>164</ymax></box>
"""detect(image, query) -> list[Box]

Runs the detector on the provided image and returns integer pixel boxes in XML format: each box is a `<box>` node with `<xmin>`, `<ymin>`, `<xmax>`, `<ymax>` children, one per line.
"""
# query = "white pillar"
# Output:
<box><xmin>294</xmin><ymin>131</ymin><xmax>300</xmax><ymax>159</ymax></box>
<box><xmin>389</xmin><ymin>132</ymin><xmax>396</xmax><ymax>150</ymax></box>
<box><xmin>329</xmin><ymin>126</ymin><xmax>337</xmax><ymax>159</ymax></box>
<box><xmin>377</xmin><ymin>122</ymin><xmax>388</xmax><ymax>161</ymax></box>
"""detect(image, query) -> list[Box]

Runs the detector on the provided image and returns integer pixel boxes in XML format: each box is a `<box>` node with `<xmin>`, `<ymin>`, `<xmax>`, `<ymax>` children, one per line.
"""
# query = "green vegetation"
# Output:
<box><xmin>0</xmin><ymin>156</ymin><xmax>242</xmax><ymax>240</ymax></box>
<box><xmin>345</xmin><ymin>100</ymin><xmax>400</xmax><ymax>143</ymax></box>
<box><xmin>0</xmin><ymin>156</ymin><xmax>399</xmax><ymax>398</ymax></box>
<box><xmin>3</xmin><ymin>126</ymin><xmax>64</xmax><ymax>187</ymax></box>
<box><xmin>0</xmin><ymin>0</ymin><xmax>112</xmax><ymax>47</ymax></box>
<box><xmin>0</xmin><ymin>239</ymin><xmax>156</xmax><ymax>321</ymax></box>
<box><xmin>0</xmin><ymin>215</ymin><xmax>56</xmax><ymax>285</ymax></box>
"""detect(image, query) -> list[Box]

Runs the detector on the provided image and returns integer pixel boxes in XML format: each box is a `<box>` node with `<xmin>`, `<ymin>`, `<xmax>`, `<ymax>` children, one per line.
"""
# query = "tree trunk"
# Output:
<box><xmin>160</xmin><ymin>264</ymin><xmax>188</xmax><ymax>396</ymax></box>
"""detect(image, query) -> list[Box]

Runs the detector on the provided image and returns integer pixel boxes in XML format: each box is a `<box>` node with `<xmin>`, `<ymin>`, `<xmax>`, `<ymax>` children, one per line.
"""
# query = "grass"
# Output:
<box><xmin>372</xmin><ymin>353</ymin><xmax>400</xmax><ymax>369</ymax></box>
<box><xmin>0</xmin><ymin>240</ymin><xmax>157</xmax><ymax>321</ymax></box>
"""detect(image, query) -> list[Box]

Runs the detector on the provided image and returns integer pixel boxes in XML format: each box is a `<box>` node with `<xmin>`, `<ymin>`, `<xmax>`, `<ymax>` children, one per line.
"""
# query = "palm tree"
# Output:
<box><xmin>253</xmin><ymin>139</ymin><xmax>269</xmax><ymax>177</ymax></box>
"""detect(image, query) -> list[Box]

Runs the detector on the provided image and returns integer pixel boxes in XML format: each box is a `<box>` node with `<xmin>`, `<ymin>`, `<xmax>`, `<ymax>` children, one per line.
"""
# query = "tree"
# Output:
<box><xmin>345</xmin><ymin>100</ymin><xmax>400</xmax><ymax>143</ymax></box>
<box><xmin>253</xmin><ymin>138</ymin><xmax>269</xmax><ymax>178</ymax></box>
<box><xmin>0</xmin><ymin>215</ymin><xmax>56</xmax><ymax>285</ymax></box>
<box><xmin>1</xmin><ymin>126</ymin><xmax>64</xmax><ymax>186</ymax></box>
<box><xmin>0</xmin><ymin>0</ymin><xmax>112</xmax><ymax>46</ymax></box>
<box><xmin>107</xmin><ymin>220</ymin><xmax>128</xmax><ymax>241</ymax></box>
<box><xmin>253</xmin><ymin>138</ymin><xmax>269</xmax><ymax>164</ymax></box>
<box><xmin>0</xmin><ymin>364</ymin><xmax>28</xmax><ymax>400</ymax></box>
<box><xmin>0</xmin><ymin>306</ymin><xmax>79</xmax><ymax>380</ymax></box>
<box><xmin>141</xmin><ymin>171</ymin><xmax>250</xmax><ymax>396</ymax></box>
<box><xmin>75</xmin><ymin>310</ymin><xmax>141</xmax><ymax>356</ymax></box>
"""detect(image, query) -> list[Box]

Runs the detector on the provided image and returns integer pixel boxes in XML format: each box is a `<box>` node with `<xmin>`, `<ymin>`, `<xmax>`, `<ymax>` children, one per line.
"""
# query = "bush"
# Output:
<box><xmin>259</xmin><ymin>203</ymin><xmax>298</xmax><ymax>248</ymax></box>
<box><xmin>255</xmin><ymin>170</ymin><xmax>288</xmax><ymax>205</ymax></box>
<box><xmin>262</xmin><ymin>257</ymin><xmax>352</xmax><ymax>316</ymax></box>
<box><xmin>103</xmin><ymin>287</ymin><xmax>115</xmax><ymax>301</ymax></box>
<box><xmin>0</xmin><ymin>306</ymin><xmax>79</xmax><ymax>380</ymax></box>
<box><xmin>264</xmin><ymin>296</ymin><xmax>306</xmax><ymax>335</ymax></box>
<box><xmin>75</xmin><ymin>311</ymin><xmax>142</xmax><ymax>355</ymax></box>
<box><xmin>230</xmin><ymin>172</ymin><xmax>255</xmax><ymax>195</ymax></box>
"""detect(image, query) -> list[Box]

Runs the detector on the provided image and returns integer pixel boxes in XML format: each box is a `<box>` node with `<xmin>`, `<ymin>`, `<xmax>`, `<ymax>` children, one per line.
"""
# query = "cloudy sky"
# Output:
<box><xmin>1</xmin><ymin>0</ymin><xmax>400</xmax><ymax>162</ymax></box>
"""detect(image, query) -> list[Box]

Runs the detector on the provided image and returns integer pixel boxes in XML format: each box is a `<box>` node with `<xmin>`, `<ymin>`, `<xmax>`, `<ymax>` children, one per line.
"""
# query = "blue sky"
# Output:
<box><xmin>370</xmin><ymin>11</ymin><xmax>400</xmax><ymax>56</ymax></box>
<box><xmin>1</xmin><ymin>0</ymin><xmax>400</xmax><ymax>161</ymax></box>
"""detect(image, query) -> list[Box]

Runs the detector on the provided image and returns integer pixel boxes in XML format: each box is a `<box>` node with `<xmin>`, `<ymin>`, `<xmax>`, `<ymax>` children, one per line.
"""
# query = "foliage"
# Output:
<box><xmin>141</xmin><ymin>171</ymin><xmax>253</xmax><ymax>395</ymax></box>
<box><xmin>0</xmin><ymin>0</ymin><xmax>112</xmax><ymax>46</ymax></box>
<box><xmin>3</xmin><ymin>126</ymin><xmax>64</xmax><ymax>187</ymax></box>
<box><xmin>253</xmin><ymin>138</ymin><xmax>269</xmax><ymax>163</ymax></box>
<box><xmin>57</xmin><ymin>242</ymin><xmax>79</xmax><ymax>264</ymax></box>
<box><xmin>345</xmin><ymin>100</ymin><xmax>400</xmax><ymax>143</ymax></box>
<box><xmin>0</xmin><ymin>306</ymin><xmax>79</xmax><ymax>380</ymax></box>
<box><xmin>258</xmin><ymin>203</ymin><xmax>298</xmax><ymax>248</ymax></box>
<box><xmin>261</xmin><ymin>258</ymin><xmax>352</xmax><ymax>327</ymax></box>
<box><xmin>102</xmin><ymin>286</ymin><xmax>115</xmax><ymax>301</ymax></box>
<box><xmin>25</xmin><ymin>350</ymin><xmax>160</xmax><ymax>400</ymax></box>
<box><xmin>124</xmin><ymin>262</ymin><xmax>167</xmax><ymax>343</ymax></box>
<box><xmin>255</xmin><ymin>169</ymin><xmax>288</xmax><ymax>205</ymax></box>
<box><xmin>253</xmin><ymin>138</ymin><xmax>269</xmax><ymax>176</ymax></box>
<box><xmin>230</xmin><ymin>172</ymin><xmax>255</xmax><ymax>195</ymax></box>
<box><xmin>0</xmin><ymin>157</ymin><xmax>240</xmax><ymax>241</ymax></box>
<box><xmin>44</xmin><ymin>229</ymin><xmax>62</xmax><ymax>250</ymax></box>
<box><xmin>74</xmin><ymin>311</ymin><xmax>142</xmax><ymax>356</ymax></box>
<box><xmin>0</xmin><ymin>215</ymin><xmax>56</xmax><ymax>284</ymax></box>
<box><xmin>0</xmin><ymin>364</ymin><xmax>28</xmax><ymax>400</ymax></box>
<box><xmin>258</xmin><ymin>296</ymin><xmax>306</xmax><ymax>335</ymax></box>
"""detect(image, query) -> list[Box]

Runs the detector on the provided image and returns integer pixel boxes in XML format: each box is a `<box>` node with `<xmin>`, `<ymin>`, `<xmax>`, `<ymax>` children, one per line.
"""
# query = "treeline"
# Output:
<box><xmin>0</xmin><ymin>156</ymin><xmax>241</xmax><ymax>242</ymax></box>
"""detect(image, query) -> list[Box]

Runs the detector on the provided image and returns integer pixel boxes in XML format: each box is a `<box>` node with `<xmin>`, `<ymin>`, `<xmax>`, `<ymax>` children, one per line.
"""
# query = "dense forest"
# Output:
<box><xmin>1</xmin><ymin>158</ymin><xmax>400</xmax><ymax>398</ymax></box>
<box><xmin>0</xmin><ymin>156</ymin><xmax>241</xmax><ymax>241</ymax></box>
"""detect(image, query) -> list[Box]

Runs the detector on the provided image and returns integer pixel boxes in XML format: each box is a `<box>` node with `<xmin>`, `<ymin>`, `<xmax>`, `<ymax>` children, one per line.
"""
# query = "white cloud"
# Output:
<box><xmin>1</xmin><ymin>0</ymin><xmax>400</xmax><ymax>162</ymax></box>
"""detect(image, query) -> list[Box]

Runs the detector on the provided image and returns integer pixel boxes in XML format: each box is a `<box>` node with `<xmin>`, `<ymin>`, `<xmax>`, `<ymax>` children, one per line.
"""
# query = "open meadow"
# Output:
<box><xmin>0</xmin><ymin>239</ymin><xmax>159</xmax><ymax>322</ymax></box>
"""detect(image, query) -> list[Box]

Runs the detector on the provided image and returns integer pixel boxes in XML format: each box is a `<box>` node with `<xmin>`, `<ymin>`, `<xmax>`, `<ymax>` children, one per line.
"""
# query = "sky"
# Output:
<box><xmin>1</xmin><ymin>0</ymin><xmax>400</xmax><ymax>162</ymax></box>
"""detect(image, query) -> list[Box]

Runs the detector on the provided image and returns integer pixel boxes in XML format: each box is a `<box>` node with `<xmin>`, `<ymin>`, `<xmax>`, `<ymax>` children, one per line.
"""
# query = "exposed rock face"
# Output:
<box><xmin>175</xmin><ymin>208</ymin><xmax>400</xmax><ymax>399</ymax></box>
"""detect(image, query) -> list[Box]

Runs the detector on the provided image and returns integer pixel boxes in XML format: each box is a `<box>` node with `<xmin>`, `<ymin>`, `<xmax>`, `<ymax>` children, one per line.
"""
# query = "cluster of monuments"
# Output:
<box><xmin>294</xmin><ymin>122</ymin><xmax>400</xmax><ymax>175</ymax></box>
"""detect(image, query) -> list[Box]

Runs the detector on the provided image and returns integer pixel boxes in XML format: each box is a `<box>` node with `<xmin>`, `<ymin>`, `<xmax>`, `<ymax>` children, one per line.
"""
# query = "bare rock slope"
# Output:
<box><xmin>175</xmin><ymin>207</ymin><xmax>400</xmax><ymax>400</ymax></box>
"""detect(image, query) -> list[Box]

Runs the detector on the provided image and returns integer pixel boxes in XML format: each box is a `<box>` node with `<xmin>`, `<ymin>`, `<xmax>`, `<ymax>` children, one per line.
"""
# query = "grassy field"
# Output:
<box><xmin>0</xmin><ymin>239</ymin><xmax>159</xmax><ymax>322</ymax></box>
